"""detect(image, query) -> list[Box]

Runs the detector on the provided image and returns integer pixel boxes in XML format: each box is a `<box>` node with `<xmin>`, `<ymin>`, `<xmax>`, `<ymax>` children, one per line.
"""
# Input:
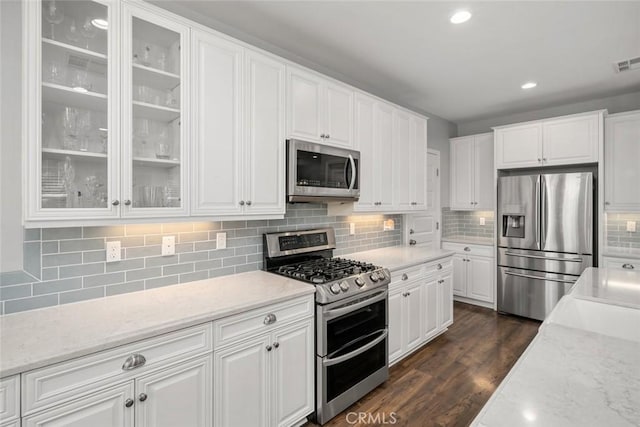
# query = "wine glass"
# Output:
<box><xmin>65</xmin><ymin>19</ymin><xmax>80</xmax><ymax>45</ymax></box>
<box><xmin>62</xmin><ymin>107</ymin><xmax>78</xmax><ymax>150</ymax></box>
<box><xmin>77</xmin><ymin>110</ymin><xmax>92</xmax><ymax>151</ymax></box>
<box><xmin>80</xmin><ymin>17</ymin><xmax>97</xmax><ymax>50</ymax></box>
<box><xmin>44</xmin><ymin>1</ymin><xmax>64</xmax><ymax>40</ymax></box>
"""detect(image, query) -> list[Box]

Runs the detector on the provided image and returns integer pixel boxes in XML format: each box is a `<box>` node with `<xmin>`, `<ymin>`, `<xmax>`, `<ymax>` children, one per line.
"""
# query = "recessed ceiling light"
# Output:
<box><xmin>521</xmin><ymin>82</ymin><xmax>537</xmax><ymax>89</ymax></box>
<box><xmin>91</xmin><ymin>18</ymin><xmax>108</xmax><ymax>30</ymax></box>
<box><xmin>450</xmin><ymin>10</ymin><xmax>472</xmax><ymax>24</ymax></box>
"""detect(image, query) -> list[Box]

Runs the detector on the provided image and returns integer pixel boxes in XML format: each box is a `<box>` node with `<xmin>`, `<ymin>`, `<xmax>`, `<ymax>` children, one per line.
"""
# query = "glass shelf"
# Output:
<box><xmin>42</xmin><ymin>82</ymin><xmax>107</xmax><ymax>111</ymax></box>
<box><xmin>132</xmin><ymin>63</ymin><xmax>180</xmax><ymax>90</ymax></box>
<box><xmin>42</xmin><ymin>147</ymin><xmax>107</xmax><ymax>161</ymax></box>
<box><xmin>132</xmin><ymin>100</ymin><xmax>180</xmax><ymax>122</ymax></box>
<box><xmin>133</xmin><ymin>156</ymin><xmax>181</xmax><ymax>168</ymax></box>
<box><xmin>42</xmin><ymin>37</ymin><xmax>107</xmax><ymax>63</ymax></box>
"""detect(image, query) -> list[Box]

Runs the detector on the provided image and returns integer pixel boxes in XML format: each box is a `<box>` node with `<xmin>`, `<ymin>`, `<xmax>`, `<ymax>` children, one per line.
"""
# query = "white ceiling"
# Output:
<box><xmin>167</xmin><ymin>1</ymin><xmax>640</xmax><ymax>123</ymax></box>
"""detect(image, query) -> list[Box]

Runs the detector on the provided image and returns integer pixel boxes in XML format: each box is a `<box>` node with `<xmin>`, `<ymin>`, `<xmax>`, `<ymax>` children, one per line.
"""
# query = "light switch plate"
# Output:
<box><xmin>106</xmin><ymin>241</ymin><xmax>121</xmax><ymax>263</ymax></box>
<box><xmin>162</xmin><ymin>236</ymin><xmax>175</xmax><ymax>256</ymax></box>
<box><xmin>627</xmin><ymin>221</ymin><xmax>637</xmax><ymax>232</ymax></box>
<box><xmin>479</xmin><ymin>217</ymin><xmax>486</xmax><ymax>226</ymax></box>
<box><xmin>217</xmin><ymin>232</ymin><xmax>227</xmax><ymax>249</ymax></box>
<box><xmin>349</xmin><ymin>223</ymin><xmax>356</xmax><ymax>235</ymax></box>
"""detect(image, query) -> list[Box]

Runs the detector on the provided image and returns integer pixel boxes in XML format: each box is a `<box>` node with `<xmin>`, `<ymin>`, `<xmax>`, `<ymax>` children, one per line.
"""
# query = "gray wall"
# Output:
<box><xmin>0</xmin><ymin>205</ymin><xmax>402</xmax><ymax>315</ymax></box>
<box><xmin>457</xmin><ymin>90</ymin><xmax>640</xmax><ymax>136</ymax></box>
<box><xmin>441</xmin><ymin>208</ymin><xmax>495</xmax><ymax>240</ymax></box>
<box><xmin>0</xmin><ymin>0</ymin><xmax>23</xmax><ymax>272</ymax></box>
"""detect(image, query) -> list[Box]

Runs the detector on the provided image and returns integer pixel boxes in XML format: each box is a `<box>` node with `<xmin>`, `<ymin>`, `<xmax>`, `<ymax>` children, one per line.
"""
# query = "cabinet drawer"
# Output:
<box><xmin>602</xmin><ymin>257</ymin><xmax>639</xmax><ymax>271</ymax></box>
<box><xmin>390</xmin><ymin>265</ymin><xmax>424</xmax><ymax>286</ymax></box>
<box><xmin>442</xmin><ymin>242</ymin><xmax>493</xmax><ymax>258</ymax></box>
<box><xmin>23</xmin><ymin>323</ymin><xmax>212</xmax><ymax>415</ymax></box>
<box><xmin>424</xmin><ymin>257</ymin><xmax>453</xmax><ymax>276</ymax></box>
<box><xmin>213</xmin><ymin>295</ymin><xmax>314</xmax><ymax>348</ymax></box>
<box><xmin>0</xmin><ymin>375</ymin><xmax>19</xmax><ymax>424</ymax></box>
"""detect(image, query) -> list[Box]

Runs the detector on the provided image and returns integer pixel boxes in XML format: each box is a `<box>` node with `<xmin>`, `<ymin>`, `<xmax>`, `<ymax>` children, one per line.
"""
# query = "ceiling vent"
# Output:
<box><xmin>615</xmin><ymin>56</ymin><xmax>640</xmax><ymax>73</ymax></box>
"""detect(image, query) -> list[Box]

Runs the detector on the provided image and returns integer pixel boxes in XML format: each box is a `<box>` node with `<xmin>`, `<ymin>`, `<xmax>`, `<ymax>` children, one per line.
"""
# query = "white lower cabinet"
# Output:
<box><xmin>444</xmin><ymin>243</ymin><xmax>494</xmax><ymax>306</ymax></box>
<box><xmin>213</xmin><ymin>319</ymin><xmax>314</xmax><ymax>427</ymax></box>
<box><xmin>0</xmin><ymin>376</ymin><xmax>19</xmax><ymax>427</ymax></box>
<box><xmin>602</xmin><ymin>256</ymin><xmax>639</xmax><ymax>271</ymax></box>
<box><xmin>388</xmin><ymin>257</ymin><xmax>453</xmax><ymax>364</ymax></box>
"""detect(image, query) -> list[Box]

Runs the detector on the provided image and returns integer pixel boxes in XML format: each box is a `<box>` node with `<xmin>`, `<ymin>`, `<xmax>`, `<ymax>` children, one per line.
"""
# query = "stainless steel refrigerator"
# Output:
<box><xmin>497</xmin><ymin>172</ymin><xmax>594</xmax><ymax>321</ymax></box>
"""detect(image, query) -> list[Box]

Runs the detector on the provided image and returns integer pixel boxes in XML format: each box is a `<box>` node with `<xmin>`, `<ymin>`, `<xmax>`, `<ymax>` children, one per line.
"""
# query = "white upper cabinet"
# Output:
<box><xmin>393</xmin><ymin>109</ymin><xmax>412</xmax><ymax>210</ymax></box>
<box><xmin>375</xmin><ymin>102</ymin><xmax>395</xmax><ymax>210</ymax></box>
<box><xmin>287</xmin><ymin>66</ymin><xmax>354</xmax><ymax>147</ymax></box>
<box><xmin>605</xmin><ymin>111</ymin><xmax>640</xmax><ymax>211</ymax></box>
<box><xmin>353</xmin><ymin>93</ymin><xmax>376</xmax><ymax>209</ymax></box>
<box><xmin>495</xmin><ymin>111</ymin><xmax>603</xmax><ymax>169</ymax></box>
<box><xmin>411</xmin><ymin>115</ymin><xmax>428</xmax><ymax>210</ymax></box>
<box><xmin>450</xmin><ymin>132</ymin><xmax>493</xmax><ymax>210</ymax></box>
<box><xmin>191</xmin><ymin>31</ymin><xmax>285</xmax><ymax>217</ymax></box>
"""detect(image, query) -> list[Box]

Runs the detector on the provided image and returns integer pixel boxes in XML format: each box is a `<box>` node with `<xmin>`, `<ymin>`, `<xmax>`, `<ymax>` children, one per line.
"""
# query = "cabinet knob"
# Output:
<box><xmin>605</xmin><ymin>202</ymin><xmax>610</xmax><ymax>205</ymax></box>
<box><xmin>263</xmin><ymin>313</ymin><xmax>277</xmax><ymax>325</ymax></box>
<box><xmin>409</xmin><ymin>229</ymin><xmax>415</xmax><ymax>234</ymax></box>
<box><xmin>273</xmin><ymin>342</ymin><xmax>280</xmax><ymax>348</ymax></box>
<box><xmin>402</xmin><ymin>273</ymin><xmax>408</xmax><ymax>281</ymax></box>
<box><xmin>239</xmin><ymin>200</ymin><xmax>245</xmax><ymax>206</ymax></box>
<box><xmin>124</xmin><ymin>199</ymin><xmax>132</xmax><ymax>206</ymax></box>
<box><xmin>246</xmin><ymin>200</ymin><xmax>252</xmax><ymax>206</ymax></box>
<box><xmin>622</xmin><ymin>264</ymin><xmax>635</xmax><ymax>270</ymax></box>
<box><xmin>326</xmin><ymin>134</ymin><xmax>330</xmax><ymax>139</ymax></box>
<box><xmin>543</xmin><ymin>158</ymin><xmax>547</xmax><ymax>161</ymax></box>
<box><xmin>538</xmin><ymin>158</ymin><xmax>542</xmax><ymax>162</ymax></box>
<box><xmin>266</xmin><ymin>345</ymin><xmax>273</xmax><ymax>352</ymax></box>
<box><xmin>111</xmin><ymin>200</ymin><xmax>120</xmax><ymax>206</ymax></box>
<box><xmin>139</xmin><ymin>393</ymin><xmax>147</xmax><ymax>402</ymax></box>
<box><xmin>125</xmin><ymin>398</ymin><xmax>134</xmax><ymax>408</ymax></box>
<box><xmin>464</xmin><ymin>247</ymin><xmax>471</xmax><ymax>252</ymax></box>
<box><xmin>437</xmin><ymin>264</ymin><xmax>442</xmax><ymax>270</ymax></box>
<box><xmin>320</xmin><ymin>133</ymin><xmax>326</xmax><ymax>138</ymax></box>
<box><xmin>409</xmin><ymin>239</ymin><xmax>417</xmax><ymax>246</ymax></box>
<box><xmin>122</xmin><ymin>353</ymin><xmax>146</xmax><ymax>371</ymax></box>
<box><xmin>470</xmin><ymin>202</ymin><xmax>474</xmax><ymax>205</ymax></box>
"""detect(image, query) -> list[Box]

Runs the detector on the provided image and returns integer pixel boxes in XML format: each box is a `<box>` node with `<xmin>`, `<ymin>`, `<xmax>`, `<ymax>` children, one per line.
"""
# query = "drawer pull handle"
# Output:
<box><xmin>125</xmin><ymin>398</ymin><xmax>134</xmax><ymax>408</ymax></box>
<box><xmin>622</xmin><ymin>263</ymin><xmax>635</xmax><ymax>270</ymax></box>
<box><xmin>264</xmin><ymin>313</ymin><xmax>277</xmax><ymax>325</ymax></box>
<box><xmin>122</xmin><ymin>353</ymin><xmax>146</xmax><ymax>371</ymax></box>
<box><xmin>401</xmin><ymin>273</ymin><xmax>408</xmax><ymax>281</ymax></box>
<box><xmin>139</xmin><ymin>393</ymin><xmax>148</xmax><ymax>402</ymax></box>
<box><xmin>437</xmin><ymin>263</ymin><xmax>442</xmax><ymax>270</ymax></box>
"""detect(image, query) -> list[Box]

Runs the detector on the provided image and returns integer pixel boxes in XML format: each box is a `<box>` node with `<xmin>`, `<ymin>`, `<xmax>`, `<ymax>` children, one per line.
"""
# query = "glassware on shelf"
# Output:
<box><xmin>65</xmin><ymin>19</ymin><xmax>80</xmax><ymax>44</ymax></box>
<box><xmin>62</xmin><ymin>107</ymin><xmax>79</xmax><ymax>150</ymax></box>
<box><xmin>43</xmin><ymin>0</ymin><xmax>64</xmax><ymax>40</ymax></box>
<box><xmin>69</xmin><ymin>68</ymin><xmax>92</xmax><ymax>92</ymax></box>
<box><xmin>80</xmin><ymin>17</ymin><xmax>97</xmax><ymax>50</ymax></box>
<box><xmin>44</xmin><ymin>59</ymin><xmax>67</xmax><ymax>85</ymax></box>
<box><xmin>155</xmin><ymin>141</ymin><xmax>171</xmax><ymax>159</ymax></box>
<box><xmin>83</xmin><ymin>175</ymin><xmax>104</xmax><ymax>208</ymax></box>
<box><xmin>156</xmin><ymin>50</ymin><xmax>168</xmax><ymax>71</ymax></box>
<box><xmin>61</xmin><ymin>156</ymin><xmax>78</xmax><ymax>208</ymax></box>
<box><xmin>77</xmin><ymin>110</ymin><xmax>92</xmax><ymax>152</ymax></box>
<box><xmin>133</xmin><ymin>45</ymin><xmax>152</xmax><ymax>67</ymax></box>
<box><xmin>134</xmin><ymin>84</ymin><xmax>152</xmax><ymax>103</ymax></box>
<box><xmin>165</xmin><ymin>89</ymin><xmax>177</xmax><ymax>107</ymax></box>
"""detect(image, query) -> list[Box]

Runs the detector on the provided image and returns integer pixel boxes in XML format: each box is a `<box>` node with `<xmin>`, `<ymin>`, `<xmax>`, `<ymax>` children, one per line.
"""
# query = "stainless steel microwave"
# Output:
<box><xmin>286</xmin><ymin>139</ymin><xmax>360</xmax><ymax>203</ymax></box>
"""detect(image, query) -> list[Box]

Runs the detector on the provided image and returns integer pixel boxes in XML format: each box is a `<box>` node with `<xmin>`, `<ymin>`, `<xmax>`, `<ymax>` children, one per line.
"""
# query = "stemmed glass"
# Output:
<box><xmin>44</xmin><ymin>0</ymin><xmax>64</xmax><ymax>40</ymax></box>
<box><xmin>65</xmin><ymin>19</ymin><xmax>80</xmax><ymax>45</ymax></box>
<box><xmin>80</xmin><ymin>17</ymin><xmax>97</xmax><ymax>50</ymax></box>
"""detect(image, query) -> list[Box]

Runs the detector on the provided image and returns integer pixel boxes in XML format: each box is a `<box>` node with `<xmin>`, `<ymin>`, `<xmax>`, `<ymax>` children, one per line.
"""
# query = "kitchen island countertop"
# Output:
<box><xmin>348</xmin><ymin>246</ymin><xmax>454</xmax><ymax>271</ymax></box>
<box><xmin>0</xmin><ymin>271</ymin><xmax>314</xmax><ymax>377</ymax></box>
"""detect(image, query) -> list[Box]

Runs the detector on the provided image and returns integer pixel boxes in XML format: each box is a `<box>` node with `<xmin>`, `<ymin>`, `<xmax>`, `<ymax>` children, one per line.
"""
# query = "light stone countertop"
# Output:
<box><xmin>0</xmin><ymin>271</ymin><xmax>314</xmax><ymax>377</ymax></box>
<box><xmin>348</xmin><ymin>246</ymin><xmax>454</xmax><ymax>271</ymax></box>
<box><xmin>441</xmin><ymin>235</ymin><xmax>495</xmax><ymax>246</ymax></box>
<box><xmin>602</xmin><ymin>246</ymin><xmax>640</xmax><ymax>260</ymax></box>
<box><xmin>472</xmin><ymin>268</ymin><xmax>640</xmax><ymax>426</ymax></box>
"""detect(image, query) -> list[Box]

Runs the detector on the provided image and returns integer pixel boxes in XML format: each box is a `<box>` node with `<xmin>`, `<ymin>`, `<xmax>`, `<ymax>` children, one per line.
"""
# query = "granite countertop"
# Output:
<box><xmin>472</xmin><ymin>268</ymin><xmax>640</xmax><ymax>426</ymax></box>
<box><xmin>0</xmin><ymin>271</ymin><xmax>314</xmax><ymax>377</ymax></box>
<box><xmin>602</xmin><ymin>247</ymin><xmax>640</xmax><ymax>260</ymax></box>
<box><xmin>441</xmin><ymin>235</ymin><xmax>494</xmax><ymax>246</ymax></box>
<box><xmin>348</xmin><ymin>246</ymin><xmax>454</xmax><ymax>271</ymax></box>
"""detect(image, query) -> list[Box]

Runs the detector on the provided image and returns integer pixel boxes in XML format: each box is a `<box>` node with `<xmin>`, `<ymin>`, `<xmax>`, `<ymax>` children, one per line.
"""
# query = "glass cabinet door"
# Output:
<box><xmin>35</xmin><ymin>0</ymin><xmax>118</xmax><ymax>218</ymax></box>
<box><xmin>122</xmin><ymin>4</ymin><xmax>188</xmax><ymax>217</ymax></box>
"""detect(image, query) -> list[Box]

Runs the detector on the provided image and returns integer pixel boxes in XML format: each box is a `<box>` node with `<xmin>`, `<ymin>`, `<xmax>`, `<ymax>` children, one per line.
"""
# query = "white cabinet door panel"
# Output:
<box><xmin>438</xmin><ymin>271</ymin><xmax>454</xmax><ymax>328</ymax></box>
<box><xmin>354</xmin><ymin>94</ymin><xmax>376</xmax><ymax>210</ymax></box>
<box><xmin>542</xmin><ymin>115</ymin><xmax>598</xmax><ymax>166</ymax></box>
<box><xmin>495</xmin><ymin>124</ymin><xmax>542</xmax><ymax>169</ymax></box>
<box><xmin>452</xmin><ymin>255</ymin><xmax>467</xmax><ymax>297</ymax></box>
<box><xmin>287</xmin><ymin>68</ymin><xmax>322</xmax><ymax>141</ymax></box>
<box><xmin>136</xmin><ymin>356</ymin><xmax>211</xmax><ymax>427</ymax></box>
<box><xmin>324</xmin><ymin>83</ymin><xmax>353</xmax><ymax>147</ymax></box>
<box><xmin>191</xmin><ymin>31</ymin><xmax>243</xmax><ymax>215</ymax></box>
<box><xmin>450</xmin><ymin>137</ymin><xmax>474</xmax><ymax>209</ymax></box>
<box><xmin>424</xmin><ymin>278</ymin><xmax>439</xmax><ymax>339</ymax></box>
<box><xmin>214</xmin><ymin>335</ymin><xmax>270</xmax><ymax>427</ymax></box>
<box><xmin>23</xmin><ymin>383</ymin><xmax>134</xmax><ymax>427</ymax></box>
<box><xmin>404</xmin><ymin>281</ymin><xmax>424</xmax><ymax>352</ymax></box>
<box><xmin>393</xmin><ymin>110</ymin><xmax>412</xmax><ymax>210</ymax></box>
<box><xmin>467</xmin><ymin>256</ymin><xmax>494</xmax><ymax>303</ymax></box>
<box><xmin>388</xmin><ymin>290</ymin><xmax>404</xmax><ymax>363</ymax></box>
<box><xmin>272</xmin><ymin>321</ymin><xmax>314</xmax><ymax>427</ymax></box>
<box><xmin>474</xmin><ymin>133</ymin><xmax>494</xmax><ymax>210</ymax></box>
<box><xmin>244</xmin><ymin>50</ymin><xmax>285</xmax><ymax>215</ymax></box>
<box><xmin>375</xmin><ymin>103</ymin><xmax>394</xmax><ymax>208</ymax></box>
<box><xmin>412</xmin><ymin>116</ymin><xmax>428</xmax><ymax>209</ymax></box>
<box><xmin>605</xmin><ymin>112</ymin><xmax>640</xmax><ymax>211</ymax></box>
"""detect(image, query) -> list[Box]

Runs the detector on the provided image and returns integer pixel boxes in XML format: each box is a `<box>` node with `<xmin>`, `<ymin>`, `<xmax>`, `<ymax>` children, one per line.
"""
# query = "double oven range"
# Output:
<box><xmin>264</xmin><ymin>228</ymin><xmax>390</xmax><ymax>425</ymax></box>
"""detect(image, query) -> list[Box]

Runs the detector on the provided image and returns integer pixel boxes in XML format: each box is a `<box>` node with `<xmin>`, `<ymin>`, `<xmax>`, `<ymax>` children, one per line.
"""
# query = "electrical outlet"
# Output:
<box><xmin>217</xmin><ymin>232</ymin><xmax>227</xmax><ymax>249</ymax></box>
<box><xmin>349</xmin><ymin>223</ymin><xmax>356</xmax><ymax>235</ymax></box>
<box><xmin>106</xmin><ymin>241</ymin><xmax>121</xmax><ymax>263</ymax></box>
<box><xmin>383</xmin><ymin>219</ymin><xmax>395</xmax><ymax>231</ymax></box>
<box><xmin>627</xmin><ymin>221</ymin><xmax>637</xmax><ymax>232</ymax></box>
<box><xmin>479</xmin><ymin>217</ymin><xmax>486</xmax><ymax>226</ymax></box>
<box><xmin>162</xmin><ymin>236</ymin><xmax>175</xmax><ymax>256</ymax></box>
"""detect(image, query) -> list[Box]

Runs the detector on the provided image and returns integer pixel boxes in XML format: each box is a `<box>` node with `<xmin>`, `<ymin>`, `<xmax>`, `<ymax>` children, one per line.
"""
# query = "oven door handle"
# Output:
<box><xmin>323</xmin><ymin>329</ymin><xmax>388</xmax><ymax>367</ymax></box>
<box><xmin>323</xmin><ymin>290</ymin><xmax>388</xmax><ymax>320</ymax></box>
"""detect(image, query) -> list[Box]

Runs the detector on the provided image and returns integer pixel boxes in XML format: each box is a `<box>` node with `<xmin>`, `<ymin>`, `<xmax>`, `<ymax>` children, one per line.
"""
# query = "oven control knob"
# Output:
<box><xmin>339</xmin><ymin>281</ymin><xmax>350</xmax><ymax>292</ymax></box>
<box><xmin>376</xmin><ymin>271</ymin><xmax>386</xmax><ymax>281</ymax></box>
<box><xmin>355</xmin><ymin>277</ymin><xmax>366</xmax><ymax>287</ymax></box>
<box><xmin>330</xmin><ymin>283</ymin><xmax>341</xmax><ymax>294</ymax></box>
<box><xmin>369</xmin><ymin>273</ymin><xmax>379</xmax><ymax>282</ymax></box>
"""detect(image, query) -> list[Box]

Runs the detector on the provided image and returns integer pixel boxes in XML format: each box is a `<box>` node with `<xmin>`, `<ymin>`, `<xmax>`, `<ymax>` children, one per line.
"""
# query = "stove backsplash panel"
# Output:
<box><xmin>2</xmin><ymin>205</ymin><xmax>402</xmax><ymax>314</ymax></box>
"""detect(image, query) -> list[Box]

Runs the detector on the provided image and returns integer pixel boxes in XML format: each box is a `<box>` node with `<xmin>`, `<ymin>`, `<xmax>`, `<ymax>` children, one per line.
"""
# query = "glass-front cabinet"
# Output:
<box><xmin>121</xmin><ymin>4</ymin><xmax>188</xmax><ymax>216</ymax></box>
<box><xmin>25</xmin><ymin>0</ymin><xmax>189</xmax><ymax>222</ymax></box>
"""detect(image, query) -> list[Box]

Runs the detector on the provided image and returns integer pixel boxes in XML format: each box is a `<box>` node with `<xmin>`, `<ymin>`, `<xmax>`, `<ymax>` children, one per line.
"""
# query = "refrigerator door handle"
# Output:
<box><xmin>540</xmin><ymin>175</ymin><xmax>548</xmax><ymax>250</ymax></box>
<box><xmin>504</xmin><ymin>252</ymin><xmax>583</xmax><ymax>262</ymax></box>
<box><xmin>534</xmin><ymin>176</ymin><xmax>541</xmax><ymax>248</ymax></box>
<box><xmin>505</xmin><ymin>270</ymin><xmax>577</xmax><ymax>284</ymax></box>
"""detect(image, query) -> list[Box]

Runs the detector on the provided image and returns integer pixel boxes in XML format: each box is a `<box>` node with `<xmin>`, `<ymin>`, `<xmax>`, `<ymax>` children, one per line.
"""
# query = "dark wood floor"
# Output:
<box><xmin>307</xmin><ymin>302</ymin><xmax>540</xmax><ymax>427</ymax></box>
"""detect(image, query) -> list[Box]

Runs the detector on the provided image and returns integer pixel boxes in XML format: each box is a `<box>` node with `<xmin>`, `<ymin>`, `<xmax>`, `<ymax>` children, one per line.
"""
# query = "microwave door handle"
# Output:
<box><xmin>348</xmin><ymin>154</ymin><xmax>356</xmax><ymax>190</ymax></box>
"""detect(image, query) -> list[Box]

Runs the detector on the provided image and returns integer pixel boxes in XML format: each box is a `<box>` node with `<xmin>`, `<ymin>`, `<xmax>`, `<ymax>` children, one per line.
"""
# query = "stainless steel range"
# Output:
<box><xmin>264</xmin><ymin>228</ymin><xmax>390</xmax><ymax>425</ymax></box>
